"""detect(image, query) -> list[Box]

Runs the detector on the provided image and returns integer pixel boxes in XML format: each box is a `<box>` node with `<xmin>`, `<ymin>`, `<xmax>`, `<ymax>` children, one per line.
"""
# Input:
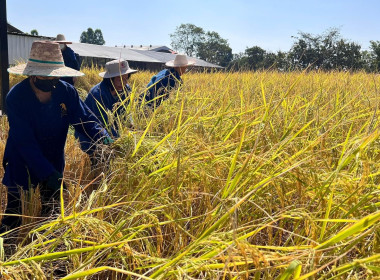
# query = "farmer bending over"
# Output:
<box><xmin>75</xmin><ymin>59</ymin><xmax>137</xmax><ymax>161</ymax></box>
<box><xmin>54</xmin><ymin>34</ymin><xmax>81</xmax><ymax>86</ymax></box>
<box><xmin>1</xmin><ymin>41</ymin><xmax>112</xmax><ymax>234</ymax></box>
<box><xmin>144</xmin><ymin>54</ymin><xmax>195</xmax><ymax>109</ymax></box>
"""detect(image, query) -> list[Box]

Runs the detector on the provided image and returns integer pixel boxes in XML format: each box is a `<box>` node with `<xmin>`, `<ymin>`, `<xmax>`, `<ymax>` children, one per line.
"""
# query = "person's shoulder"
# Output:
<box><xmin>85</xmin><ymin>82</ymin><xmax>104</xmax><ymax>102</ymax></box>
<box><xmin>91</xmin><ymin>82</ymin><xmax>102</xmax><ymax>91</ymax></box>
<box><xmin>168</xmin><ymin>68</ymin><xmax>179</xmax><ymax>76</ymax></box>
<box><xmin>156</xmin><ymin>68</ymin><xmax>171</xmax><ymax>78</ymax></box>
<box><xmin>55</xmin><ymin>80</ymin><xmax>81</xmax><ymax>104</ymax></box>
<box><xmin>56</xmin><ymin>79</ymin><xmax>76</xmax><ymax>93</ymax></box>
<box><xmin>62</xmin><ymin>46</ymin><xmax>78</xmax><ymax>60</ymax></box>
<box><xmin>89</xmin><ymin>82</ymin><xmax>104</xmax><ymax>96</ymax></box>
<box><xmin>6</xmin><ymin>78</ymin><xmax>31</xmax><ymax>101</ymax></box>
<box><xmin>162</xmin><ymin>68</ymin><xmax>171</xmax><ymax>74</ymax></box>
<box><xmin>63</xmin><ymin>46</ymin><xmax>75</xmax><ymax>54</ymax></box>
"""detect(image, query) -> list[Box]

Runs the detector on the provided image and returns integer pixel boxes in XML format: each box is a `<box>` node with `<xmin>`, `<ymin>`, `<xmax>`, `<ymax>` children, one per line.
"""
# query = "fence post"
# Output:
<box><xmin>0</xmin><ymin>0</ymin><xmax>9</xmax><ymax>115</ymax></box>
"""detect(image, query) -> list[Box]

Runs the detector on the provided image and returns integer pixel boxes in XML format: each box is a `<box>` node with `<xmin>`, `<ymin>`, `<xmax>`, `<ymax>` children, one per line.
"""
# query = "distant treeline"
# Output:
<box><xmin>171</xmin><ymin>24</ymin><xmax>380</xmax><ymax>71</ymax></box>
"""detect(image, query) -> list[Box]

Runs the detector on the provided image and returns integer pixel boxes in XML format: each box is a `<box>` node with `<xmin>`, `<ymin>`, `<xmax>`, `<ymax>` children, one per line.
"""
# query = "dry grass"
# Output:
<box><xmin>0</xmin><ymin>69</ymin><xmax>379</xmax><ymax>279</ymax></box>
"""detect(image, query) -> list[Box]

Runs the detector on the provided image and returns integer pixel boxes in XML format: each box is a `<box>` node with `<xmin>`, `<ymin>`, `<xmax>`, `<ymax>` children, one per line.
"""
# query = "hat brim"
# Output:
<box><xmin>8</xmin><ymin>64</ymin><xmax>84</xmax><ymax>77</ymax></box>
<box><xmin>99</xmin><ymin>69</ymin><xmax>138</xmax><ymax>78</ymax></box>
<box><xmin>53</xmin><ymin>40</ymin><xmax>72</xmax><ymax>44</ymax></box>
<box><xmin>165</xmin><ymin>60</ymin><xmax>196</xmax><ymax>67</ymax></box>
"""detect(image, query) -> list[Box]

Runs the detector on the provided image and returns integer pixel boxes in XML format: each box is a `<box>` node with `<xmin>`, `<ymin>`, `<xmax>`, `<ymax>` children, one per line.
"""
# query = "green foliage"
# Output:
<box><xmin>228</xmin><ymin>27</ymin><xmax>380</xmax><ymax>72</ymax></box>
<box><xmin>197</xmin><ymin>31</ymin><xmax>233</xmax><ymax>67</ymax></box>
<box><xmin>170</xmin><ymin>23</ymin><xmax>205</xmax><ymax>57</ymax></box>
<box><xmin>288</xmin><ymin>28</ymin><xmax>363</xmax><ymax>70</ymax></box>
<box><xmin>370</xmin><ymin>40</ymin><xmax>380</xmax><ymax>71</ymax></box>
<box><xmin>245</xmin><ymin>46</ymin><xmax>266</xmax><ymax>66</ymax></box>
<box><xmin>228</xmin><ymin>47</ymin><xmax>290</xmax><ymax>71</ymax></box>
<box><xmin>170</xmin><ymin>23</ymin><xmax>232</xmax><ymax>67</ymax></box>
<box><xmin>30</xmin><ymin>29</ymin><xmax>38</xmax><ymax>36</ymax></box>
<box><xmin>80</xmin><ymin>27</ymin><xmax>105</xmax><ymax>45</ymax></box>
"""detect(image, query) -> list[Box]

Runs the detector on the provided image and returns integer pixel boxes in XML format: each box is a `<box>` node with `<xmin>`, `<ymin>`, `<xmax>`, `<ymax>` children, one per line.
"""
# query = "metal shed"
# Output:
<box><xmin>6</xmin><ymin>24</ymin><xmax>222</xmax><ymax>71</ymax></box>
<box><xmin>7</xmin><ymin>24</ymin><xmax>54</xmax><ymax>65</ymax></box>
<box><xmin>70</xmin><ymin>42</ymin><xmax>222</xmax><ymax>71</ymax></box>
<box><xmin>119</xmin><ymin>45</ymin><xmax>174</xmax><ymax>53</ymax></box>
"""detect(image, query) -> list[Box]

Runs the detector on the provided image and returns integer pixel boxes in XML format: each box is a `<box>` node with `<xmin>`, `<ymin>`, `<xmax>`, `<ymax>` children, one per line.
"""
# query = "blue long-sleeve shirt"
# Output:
<box><xmin>2</xmin><ymin>78</ymin><xmax>108</xmax><ymax>190</ymax></box>
<box><xmin>75</xmin><ymin>81</ymin><xmax>131</xmax><ymax>152</ymax></box>
<box><xmin>61</xmin><ymin>46</ymin><xmax>81</xmax><ymax>85</ymax></box>
<box><xmin>145</xmin><ymin>68</ymin><xmax>182</xmax><ymax>107</ymax></box>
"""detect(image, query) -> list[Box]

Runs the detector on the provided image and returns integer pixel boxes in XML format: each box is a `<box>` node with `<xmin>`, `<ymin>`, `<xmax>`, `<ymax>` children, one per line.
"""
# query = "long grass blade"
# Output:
<box><xmin>315</xmin><ymin>210</ymin><xmax>380</xmax><ymax>250</ymax></box>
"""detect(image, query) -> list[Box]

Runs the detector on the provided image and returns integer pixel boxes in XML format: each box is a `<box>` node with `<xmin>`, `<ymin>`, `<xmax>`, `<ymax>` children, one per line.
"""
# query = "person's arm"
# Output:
<box><xmin>68</xmin><ymin>86</ymin><xmax>110</xmax><ymax>142</ymax></box>
<box><xmin>145</xmin><ymin>76</ymin><xmax>157</xmax><ymax>103</ymax></box>
<box><xmin>169</xmin><ymin>71</ymin><xmax>183</xmax><ymax>89</ymax></box>
<box><xmin>85</xmin><ymin>92</ymin><xmax>110</xmax><ymax>128</ymax></box>
<box><xmin>62</xmin><ymin>47</ymin><xmax>80</xmax><ymax>70</ymax></box>
<box><xmin>6</xmin><ymin>93</ymin><xmax>56</xmax><ymax>181</ymax></box>
<box><xmin>146</xmin><ymin>74</ymin><xmax>170</xmax><ymax>105</ymax></box>
<box><xmin>85</xmin><ymin>89</ymin><xmax>120</xmax><ymax>138</ymax></box>
<box><xmin>74</xmin><ymin>52</ymin><xmax>81</xmax><ymax>70</ymax></box>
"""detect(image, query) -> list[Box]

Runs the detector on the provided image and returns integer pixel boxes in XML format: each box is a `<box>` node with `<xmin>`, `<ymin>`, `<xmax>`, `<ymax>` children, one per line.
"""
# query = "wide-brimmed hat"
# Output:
<box><xmin>99</xmin><ymin>59</ymin><xmax>138</xmax><ymax>78</ymax></box>
<box><xmin>7</xmin><ymin>41</ymin><xmax>84</xmax><ymax>77</ymax></box>
<box><xmin>54</xmin><ymin>34</ymin><xmax>72</xmax><ymax>44</ymax></box>
<box><xmin>165</xmin><ymin>54</ymin><xmax>195</xmax><ymax>67</ymax></box>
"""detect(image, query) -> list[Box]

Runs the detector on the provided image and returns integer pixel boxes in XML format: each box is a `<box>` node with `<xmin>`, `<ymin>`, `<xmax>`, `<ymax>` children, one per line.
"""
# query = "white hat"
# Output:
<box><xmin>54</xmin><ymin>34</ymin><xmax>72</xmax><ymax>44</ymax></box>
<box><xmin>7</xmin><ymin>41</ymin><xmax>84</xmax><ymax>77</ymax></box>
<box><xmin>99</xmin><ymin>59</ymin><xmax>138</xmax><ymax>78</ymax></box>
<box><xmin>165</xmin><ymin>54</ymin><xmax>196</xmax><ymax>67</ymax></box>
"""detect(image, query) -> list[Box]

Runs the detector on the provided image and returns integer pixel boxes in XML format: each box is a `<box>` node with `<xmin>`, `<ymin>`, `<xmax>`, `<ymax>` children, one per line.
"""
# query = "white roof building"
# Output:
<box><xmin>69</xmin><ymin>42</ymin><xmax>222</xmax><ymax>70</ymax></box>
<box><xmin>7</xmin><ymin>23</ymin><xmax>54</xmax><ymax>65</ymax></box>
<box><xmin>6</xmin><ymin>24</ymin><xmax>222</xmax><ymax>70</ymax></box>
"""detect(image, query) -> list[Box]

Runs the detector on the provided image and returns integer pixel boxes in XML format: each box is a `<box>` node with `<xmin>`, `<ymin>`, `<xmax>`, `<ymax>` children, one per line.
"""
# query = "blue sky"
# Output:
<box><xmin>6</xmin><ymin>0</ymin><xmax>380</xmax><ymax>54</ymax></box>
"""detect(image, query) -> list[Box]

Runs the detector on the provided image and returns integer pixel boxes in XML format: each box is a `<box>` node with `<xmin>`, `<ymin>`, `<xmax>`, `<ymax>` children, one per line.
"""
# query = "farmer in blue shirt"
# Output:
<box><xmin>75</xmin><ymin>59</ymin><xmax>137</xmax><ymax>155</ymax></box>
<box><xmin>1</xmin><ymin>41</ymin><xmax>111</xmax><ymax>233</ymax></box>
<box><xmin>54</xmin><ymin>34</ymin><xmax>81</xmax><ymax>85</ymax></box>
<box><xmin>145</xmin><ymin>54</ymin><xmax>195</xmax><ymax>108</ymax></box>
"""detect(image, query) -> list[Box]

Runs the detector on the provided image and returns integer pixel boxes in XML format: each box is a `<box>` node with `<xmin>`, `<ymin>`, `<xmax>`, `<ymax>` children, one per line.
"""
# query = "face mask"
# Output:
<box><xmin>33</xmin><ymin>77</ymin><xmax>59</xmax><ymax>92</ymax></box>
<box><xmin>59</xmin><ymin>44</ymin><xmax>66</xmax><ymax>50</ymax></box>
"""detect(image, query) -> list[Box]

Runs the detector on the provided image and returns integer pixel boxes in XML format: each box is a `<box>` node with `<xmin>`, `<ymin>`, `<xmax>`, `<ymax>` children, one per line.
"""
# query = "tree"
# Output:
<box><xmin>262</xmin><ymin>52</ymin><xmax>277</xmax><ymax>69</ymax></box>
<box><xmin>370</xmin><ymin>41</ymin><xmax>380</xmax><ymax>71</ymax></box>
<box><xmin>228</xmin><ymin>48</ymin><xmax>292</xmax><ymax>71</ymax></box>
<box><xmin>80</xmin><ymin>28</ymin><xmax>105</xmax><ymax>45</ymax></box>
<box><xmin>227</xmin><ymin>52</ymin><xmax>249</xmax><ymax>71</ymax></box>
<box><xmin>170</xmin><ymin>23</ymin><xmax>205</xmax><ymax>57</ymax></box>
<box><xmin>288</xmin><ymin>31</ymin><xmax>323</xmax><ymax>69</ymax></box>
<box><xmin>170</xmin><ymin>24</ymin><xmax>233</xmax><ymax>67</ymax></box>
<box><xmin>330</xmin><ymin>40</ymin><xmax>362</xmax><ymax>70</ymax></box>
<box><xmin>197</xmin><ymin>31</ymin><xmax>233</xmax><ymax>67</ymax></box>
<box><xmin>288</xmin><ymin>28</ymin><xmax>362</xmax><ymax>70</ymax></box>
<box><xmin>245</xmin><ymin>46</ymin><xmax>266</xmax><ymax>70</ymax></box>
<box><xmin>30</xmin><ymin>29</ymin><xmax>38</xmax><ymax>36</ymax></box>
<box><xmin>275</xmin><ymin>51</ymin><xmax>291</xmax><ymax>71</ymax></box>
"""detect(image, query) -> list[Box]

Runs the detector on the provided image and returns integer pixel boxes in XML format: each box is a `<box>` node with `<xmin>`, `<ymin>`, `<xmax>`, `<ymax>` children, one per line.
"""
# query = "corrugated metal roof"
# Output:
<box><xmin>6</xmin><ymin>24</ymin><xmax>221</xmax><ymax>68</ymax></box>
<box><xmin>70</xmin><ymin>42</ymin><xmax>160</xmax><ymax>63</ymax></box>
<box><xmin>132</xmin><ymin>49</ymin><xmax>222</xmax><ymax>68</ymax></box>
<box><xmin>7</xmin><ymin>23</ymin><xmax>24</xmax><ymax>33</ymax></box>
<box><xmin>7</xmin><ymin>33</ymin><xmax>222</xmax><ymax>68</ymax></box>
<box><xmin>117</xmin><ymin>45</ymin><xmax>173</xmax><ymax>52</ymax></box>
<box><xmin>70</xmin><ymin>43</ymin><xmax>222</xmax><ymax>68</ymax></box>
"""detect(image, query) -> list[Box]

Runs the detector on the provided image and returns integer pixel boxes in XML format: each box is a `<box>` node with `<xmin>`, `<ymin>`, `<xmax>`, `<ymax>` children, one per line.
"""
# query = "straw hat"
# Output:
<box><xmin>7</xmin><ymin>41</ymin><xmax>84</xmax><ymax>77</ymax></box>
<box><xmin>165</xmin><ymin>54</ymin><xmax>195</xmax><ymax>67</ymax></box>
<box><xmin>54</xmin><ymin>34</ymin><xmax>72</xmax><ymax>44</ymax></box>
<box><xmin>99</xmin><ymin>59</ymin><xmax>138</xmax><ymax>78</ymax></box>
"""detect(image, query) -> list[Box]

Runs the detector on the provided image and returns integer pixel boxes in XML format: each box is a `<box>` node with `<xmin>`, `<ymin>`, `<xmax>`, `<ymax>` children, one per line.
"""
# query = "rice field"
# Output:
<box><xmin>0</xmin><ymin>68</ymin><xmax>379</xmax><ymax>279</ymax></box>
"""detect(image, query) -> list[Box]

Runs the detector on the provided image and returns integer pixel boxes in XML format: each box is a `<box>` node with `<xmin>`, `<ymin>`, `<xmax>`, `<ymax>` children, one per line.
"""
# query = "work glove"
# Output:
<box><xmin>103</xmin><ymin>136</ymin><xmax>115</xmax><ymax>145</ymax></box>
<box><xmin>45</xmin><ymin>170</ymin><xmax>64</xmax><ymax>192</ymax></box>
